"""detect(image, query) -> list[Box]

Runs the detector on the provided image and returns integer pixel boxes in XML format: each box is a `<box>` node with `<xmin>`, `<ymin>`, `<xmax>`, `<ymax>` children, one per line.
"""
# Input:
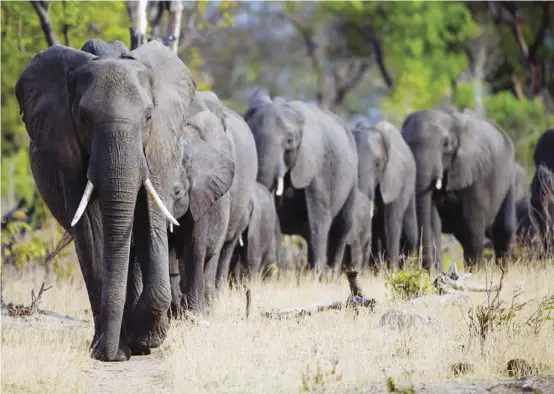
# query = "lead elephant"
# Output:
<box><xmin>401</xmin><ymin>109</ymin><xmax>516</xmax><ymax>271</ymax></box>
<box><xmin>353</xmin><ymin>120</ymin><xmax>418</xmax><ymax>270</ymax></box>
<box><xmin>15</xmin><ymin>39</ymin><xmax>196</xmax><ymax>361</ymax></box>
<box><xmin>244</xmin><ymin>92</ymin><xmax>358</xmax><ymax>276</ymax></box>
<box><xmin>530</xmin><ymin>128</ymin><xmax>554</xmax><ymax>253</ymax></box>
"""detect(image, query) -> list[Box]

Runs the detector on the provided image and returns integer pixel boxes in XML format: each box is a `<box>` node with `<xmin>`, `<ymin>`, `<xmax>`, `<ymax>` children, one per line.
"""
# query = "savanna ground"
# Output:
<box><xmin>2</xmin><ymin>243</ymin><xmax>554</xmax><ymax>394</ymax></box>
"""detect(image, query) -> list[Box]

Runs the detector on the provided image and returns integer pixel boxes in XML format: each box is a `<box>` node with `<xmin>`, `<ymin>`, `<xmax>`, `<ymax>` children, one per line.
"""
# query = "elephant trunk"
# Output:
<box><xmin>92</xmin><ymin>130</ymin><xmax>144</xmax><ymax>360</ymax></box>
<box><xmin>416</xmin><ymin>191</ymin><xmax>437</xmax><ymax>271</ymax></box>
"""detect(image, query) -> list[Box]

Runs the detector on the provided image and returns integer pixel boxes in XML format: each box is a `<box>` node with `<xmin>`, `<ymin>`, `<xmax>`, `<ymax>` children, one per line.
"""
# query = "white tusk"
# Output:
<box><xmin>144</xmin><ymin>179</ymin><xmax>180</xmax><ymax>226</ymax></box>
<box><xmin>275</xmin><ymin>176</ymin><xmax>284</xmax><ymax>196</ymax></box>
<box><xmin>169</xmin><ymin>223</ymin><xmax>173</xmax><ymax>233</ymax></box>
<box><xmin>369</xmin><ymin>200</ymin><xmax>374</xmax><ymax>219</ymax></box>
<box><xmin>239</xmin><ymin>236</ymin><xmax>244</xmax><ymax>247</ymax></box>
<box><xmin>71</xmin><ymin>181</ymin><xmax>94</xmax><ymax>227</ymax></box>
<box><xmin>435</xmin><ymin>178</ymin><xmax>442</xmax><ymax>190</ymax></box>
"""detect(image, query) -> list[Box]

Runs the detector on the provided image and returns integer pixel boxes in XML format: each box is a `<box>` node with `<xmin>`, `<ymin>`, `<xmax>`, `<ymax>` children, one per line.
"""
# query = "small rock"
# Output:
<box><xmin>507</xmin><ymin>358</ymin><xmax>533</xmax><ymax>377</ymax></box>
<box><xmin>379</xmin><ymin>308</ymin><xmax>439</xmax><ymax>331</ymax></box>
<box><xmin>450</xmin><ymin>362</ymin><xmax>474</xmax><ymax>376</ymax></box>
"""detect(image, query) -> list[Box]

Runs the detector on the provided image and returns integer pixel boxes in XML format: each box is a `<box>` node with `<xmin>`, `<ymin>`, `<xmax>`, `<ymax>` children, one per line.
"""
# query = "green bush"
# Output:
<box><xmin>385</xmin><ymin>268</ymin><xmax>433</xmax><ymax>300</ymax></box>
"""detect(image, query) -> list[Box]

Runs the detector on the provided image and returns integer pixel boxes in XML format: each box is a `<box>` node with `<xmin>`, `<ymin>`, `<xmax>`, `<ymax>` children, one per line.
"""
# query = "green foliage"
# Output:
<box><xmin>385</xmin><ymin>267</ymin><xmax>433</xmax><ymax>300</ymax></box>
<box><xmin>1</xmin><ymin>221</ymin><xmax>47</xmax><ymax>268</ymax></box>
<box><xmin>325</xmin><ymin>1</ymin><xmax>479</xmax><ymax>125</ymax></box>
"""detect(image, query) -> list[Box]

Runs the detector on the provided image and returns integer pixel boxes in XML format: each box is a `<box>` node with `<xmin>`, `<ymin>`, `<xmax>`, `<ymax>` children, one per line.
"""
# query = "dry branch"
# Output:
<box><xmin>1</xmin><ymin>281</ymin><xmax>55</xmax><ymax>317</ymax></box>
<box><xmin>245</xmin><ymin>289</ymin><xmax>251</xmax><ymax>320</ymax></box>
<box><xmin>262</xmin><ymin>269</ymin><xmax>376</xmax><ymax>320</ymax></box>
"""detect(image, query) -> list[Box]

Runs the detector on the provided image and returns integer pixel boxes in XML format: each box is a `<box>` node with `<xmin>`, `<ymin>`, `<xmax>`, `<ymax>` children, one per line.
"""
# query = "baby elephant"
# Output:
<box><xmin>230</xmin><ymin>182</ymin><xmax>282</xmax><ymax>282</ymax></box>
<box><xmin>343</xmin><ymin>191</ymin><xmax>374</xmax><ymax>271</ymax></box>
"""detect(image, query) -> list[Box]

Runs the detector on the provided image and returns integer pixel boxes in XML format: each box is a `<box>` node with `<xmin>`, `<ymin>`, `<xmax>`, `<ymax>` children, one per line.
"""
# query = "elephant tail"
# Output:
<box><xmin>44</xmin><ymin>231</ymin><xmax>73</xmax><ymax>265</ymax></box>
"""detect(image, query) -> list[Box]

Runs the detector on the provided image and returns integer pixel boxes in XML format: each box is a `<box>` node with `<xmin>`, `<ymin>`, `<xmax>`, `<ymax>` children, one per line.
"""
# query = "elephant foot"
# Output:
<box><xmin>129</xmin><ymin>311</ymin><xmax>169</xmax><ymax>353</ymax></box>
<box><xmin>149</xmin><ymin>312</ymin><xmax>169</xmax><ymax>348</ymax></box>
<box><xmin>129</xmin><ymin>339</ymin><xmax>151</xmax><ymax>356</ymax></box>
<box><xmin>91</xmin><ymin>339</ymin><xmax>131</xmax><ymax>362</ymax></box>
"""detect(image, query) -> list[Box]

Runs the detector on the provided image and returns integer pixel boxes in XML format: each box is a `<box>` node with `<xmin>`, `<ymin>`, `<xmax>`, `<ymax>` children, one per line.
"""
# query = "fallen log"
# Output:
<box><xmin>262</xmin><ymin>268</ymin><xmax>376</xmax><ymax>320</ymax></box>
<box><xmin>433</xmin><ymin>264</ymin><xmax>500</xmax><ymax>295</ymax></box>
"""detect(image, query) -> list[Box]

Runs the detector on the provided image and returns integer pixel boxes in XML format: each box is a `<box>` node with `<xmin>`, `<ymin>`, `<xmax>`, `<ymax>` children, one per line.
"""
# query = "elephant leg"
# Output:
<box><xmin>382</xmin><ymin>202</ymin><xmax>403</xmax><ymax>272</ymax></box>
<box><xmin>430</xmin><ymin>204</ymin><xmax>443</xmax><ymax>271</ymax></box>
<box><xmin>123</xmin><ymin>246</ymin><xmax>143</xmax><ymax>336</ymax></box>
<box><xmin>327</xmin><ymin>188</ymin><xmax>356</xmax><ymax>277</ymax></box>
<box><xmin>245</xmin><ymin>231</ymin><xmax>263</xmax><ymax>281</ymax></box>
<box><xmin>400</xmin><ymin>196</ymin><xmax>419</xmax><ymax>259</ymax></box>
<box><xmin>168</xmin><ymin>239</ymin><xmax>183</xmax><ymax>319</ymax></box>
<box><xmin>370</xmin><ymin>209</ymin><xmax>384</xmax><ymax>269</ymax></box>
<box><xmin>455</xmin><ymin>207</ymin><xmax>486</xmax><ymax>271</ymax></box>
<box><xmin>491</xmin><ymin>187</ymin><xmax>516</xmax><ymax>267</ymax></box>
<box><xmin>349</xmin><ymin>239</ymin><xmax>363</xmax><ymax>272</ymax></box>
<box><xmin>128</xmin><ymin>189</ymin><xmax>172</xmax><ymax>355</ymax></box>
<box><xmin>182</xmin><ymin>217</ymin><xmax>209</xmax><ymax>314</ymax></box>
<box><xmin>215</xmin><ymin>237</ymin><xmax>240</xmax><ymax>290</ymax></box>
<box><xmin>72</xmin><ymin>201</ymin><xmax>105</xmax><ymax>350</ymax></box>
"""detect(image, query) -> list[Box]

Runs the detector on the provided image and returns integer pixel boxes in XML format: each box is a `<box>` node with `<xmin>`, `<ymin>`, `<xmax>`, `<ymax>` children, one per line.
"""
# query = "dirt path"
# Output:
<box><xmin>84</xmin><ymin>351</ymin><xmax>172</xmax><ymax>394</ymax></box>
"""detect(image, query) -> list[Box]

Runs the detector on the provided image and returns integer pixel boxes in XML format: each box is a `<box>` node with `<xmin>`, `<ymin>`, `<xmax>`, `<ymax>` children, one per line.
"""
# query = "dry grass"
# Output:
<box><xmin>2</xmin><ymin>260</ymin><xmax>554</xmax><ymax>393</ymax></box>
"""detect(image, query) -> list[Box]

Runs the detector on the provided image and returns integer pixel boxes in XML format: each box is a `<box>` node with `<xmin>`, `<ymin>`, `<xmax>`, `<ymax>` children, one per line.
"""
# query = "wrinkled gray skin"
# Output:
<box><xmin>514</xmin><ymin>163</ymin><xmax>530</xmax><ymax>201</ymax></box>
<box><xmin>167</xmin><ymin>100</ymin><xmax>235</xmax><ymax>316</ymax></box>
<box><xmin>530</xmin><ymin>128</ymin><xmax>554</xmax><ymax>252</ymax></box>
<box><xmin>230</xmin><ymin>182</ymin><xmax>282</xmax><ymax>281</ymax></box>
<box><xmin>343</xmin><ymin>190</ymin><xmax>373</xmax><ymax>271</ymax></box>
<box><xmin>15</xmin><ymin>39</ymin><xmax>196</xmax><ymax>361</ymax></box>
<box><xmin>485</xmin><ymin>162</ymin><xmax>531</xmax><ymax>248</ymax></box>
<box><xmin>353</xmin><ymin>120</ymin><xmax>418</xmax><ymax>270</ymax></box>
<box><xmin>402</xmin><ymin>109</ymin><xmax>516</xmax><ymax>271</ymax></box>
<box><xmin>244</xmin><ymin>92</ymin><xmax>357</xmax><ymax>275</ymax></box>
<box><xmin>194</xmin><ymin>92</ymin><xmax>259</xmax><ymax>289</ymax></box>
<box><xmin>514</xmin><ymin>195</ymin><xmax>538</xmax><ymax>245</ymax></box>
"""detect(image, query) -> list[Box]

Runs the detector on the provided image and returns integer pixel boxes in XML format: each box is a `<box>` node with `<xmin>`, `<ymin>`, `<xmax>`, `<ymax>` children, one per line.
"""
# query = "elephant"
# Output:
<box><xmin>514</xmin><ymin>163</ymin><xmax>530</xmax><ymax>201</ymax></box>
<box><xmin>342</xmin><ymin>190</ymin><xmax>373</xmax><ymax>271</ymax></box>
<box><xmin>401</xmin><ymin>109</ymin><xmax>516</xmax><ymax>271</ymax></box>
<box><xmin>229</xmin><ymin>182</ymin><xmax>282</xmax><ymax>282</ymax></box>
<box><xmin>15</xmin><ymin>39</ymin><xmax>197</xmax><ymax>361</ymax></box>
<box><xmin>530</xmin><ymin>128</ymin><xmax>554</xmax><ymax>252</ymax></box>
<box><xmin>352</xmin><ymin>120</ymin><xmax>418</xmax><ymax>270</ymax></box>
<box><xmin>244</xmin><ymin>92</ymin><xmax>358</xmax><ymax>276</ymax></box>
<box><xmin>167</xmin><ymin>98</ymin><xmax>235</xmax><ymax>316</ymax></box>
<box><xmin>191</xmin><ymin>91</ymin><xmax>259</xmax><ymax>289</ymax></box>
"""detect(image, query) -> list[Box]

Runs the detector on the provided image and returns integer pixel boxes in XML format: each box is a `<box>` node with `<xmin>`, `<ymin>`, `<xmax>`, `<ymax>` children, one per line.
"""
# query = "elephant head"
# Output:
<box><xmin>171</xmin><ymin>110</ymin><xmax>235</xmax><ymax>220</ymax></box>
<box><xmin>15</xmin><ymin>40</ymin><xmax>196</xmax><ymax>360</ymax></box>
<box><xmin>244</xmin><ymin>94</ymin><xmax>318</xmax><ymax>195</ymax></box>
<box><xmin>358</xmin><ymin>120</ymin><xmax>413</xmax><ymax>205</ymax></box>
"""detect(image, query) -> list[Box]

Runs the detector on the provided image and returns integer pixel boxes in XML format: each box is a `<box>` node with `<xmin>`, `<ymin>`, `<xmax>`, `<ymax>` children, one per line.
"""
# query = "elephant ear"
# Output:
<box><xmin>447</xmin><ymin>113</ymin><xmax>495</xmax><ymax>191</ymax></box>
<box><xmin>375</xmin><ymin>121</ymin><xmax>414</xmax><ymax>204</ymax></box>
<box><xmin>181</xmin><ymin>131</ymin><xmax>235</xmax><ymax>221</ymax></box>
<box><xmin>197</xmin><ymin>91</ymin><xmax>227</xmax><ymax>130</ymax></box>
<box><xmin>287</xmin><ymin>102</ymin><xmax>319</xmax><ymax>189</ymax></box>
<box><xmin>131</xmin><ymin>40</ymin><xmax>197</xmax><ymax>177</ymax></box>
<box><xmin>15</xmin><ymin>45</ymin><xmax>96</xmax><ymax>170</ymax></box>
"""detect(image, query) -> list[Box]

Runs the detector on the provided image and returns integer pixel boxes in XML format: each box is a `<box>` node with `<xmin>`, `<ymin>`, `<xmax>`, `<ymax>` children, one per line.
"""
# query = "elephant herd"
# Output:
<box><xmin>14</xmin><ymin>39</ymin><xmax>553</xmax><ymax>362</ymax></box>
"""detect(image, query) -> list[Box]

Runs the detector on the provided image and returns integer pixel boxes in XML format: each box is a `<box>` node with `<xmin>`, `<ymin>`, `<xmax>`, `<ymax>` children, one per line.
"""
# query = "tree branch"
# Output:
<box><xmin>61</xmin><ymin>0</ymin><xmax>71</xmax><ymax>47</ymax></box>
<box><xmin>30</xmin><ymin>1</ymin><xmax>59</xmax><ymax>47</ymax></box>
<box><xmin>364</xmin><ymin>23</ymin><xmax>393</xmax><ymax>88</ymax></box>
<box><xmin>278</xmin><ymin>11</ymin><xmax>326</xmax><ymax>106</ymax></box>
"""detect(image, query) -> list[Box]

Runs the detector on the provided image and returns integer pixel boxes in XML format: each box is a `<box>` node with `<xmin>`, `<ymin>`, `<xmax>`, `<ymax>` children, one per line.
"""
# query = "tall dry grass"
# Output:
<box><xmin>1</xmin><ymin>260</ymin><xmax>553</xmax><ymax>393</ymax></box>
